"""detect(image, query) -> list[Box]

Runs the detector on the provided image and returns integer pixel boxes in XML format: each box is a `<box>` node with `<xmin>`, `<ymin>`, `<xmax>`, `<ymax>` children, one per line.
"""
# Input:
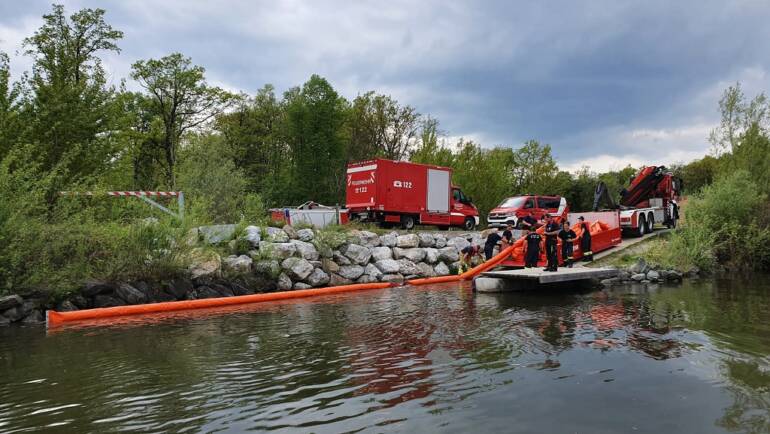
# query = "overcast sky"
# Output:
<box><xmin>2</xmin><ymin>1</ymin><xmax>769</xmax><ymax>172</ymax></box>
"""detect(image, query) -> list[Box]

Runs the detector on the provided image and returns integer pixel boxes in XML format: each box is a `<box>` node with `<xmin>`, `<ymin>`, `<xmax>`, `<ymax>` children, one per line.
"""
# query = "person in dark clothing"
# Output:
<box><xmin>543</xmin><ymin>215</ymin><xmax>561</xmax><ymax>271</ymax></box>
<box><xmin>460</xmin><ymin>238</ymin><xmax>482</xmax><ymax>273</ymax></box>
<box><xmin>523</xmin><ymin>229</ymin><xmax>542</xmax><ymax>268</ymax></box>
<box><xmin>558</xmin><ymin>221</ymin><xmax>577</xmax><ymax>268</ymax></box>
<box><xmin>577</xmin><ymin>216</ymin><xmax>593</xmax><ymax>262</ymax></box>
<box><xmin>501</xmin><ymin>223</ymin><xmax>514</xmax><ymax>249</ymax></box>
<box><xmin>519</xmin><ymin>212</ymin><xmax>537</xmax><ymax>230</ymax></box>
<box><xmin>484</xmin><ymin>230</ymin><xmax>503</xmax><ymax>260</ymax></box>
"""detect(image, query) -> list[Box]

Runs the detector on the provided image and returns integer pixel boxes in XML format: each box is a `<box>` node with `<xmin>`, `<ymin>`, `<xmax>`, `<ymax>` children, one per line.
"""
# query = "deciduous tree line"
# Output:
<box><xmin>1</xmin><ymin>4</ymin><xmax>746</xmax><ymax>226</ymax></box>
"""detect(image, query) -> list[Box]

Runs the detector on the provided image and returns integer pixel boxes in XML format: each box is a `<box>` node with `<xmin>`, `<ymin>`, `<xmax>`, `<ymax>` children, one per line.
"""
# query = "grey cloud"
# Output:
<box><xmin>3</xmin><ymin>0</ymin><xmax>770</xmax><ymax>168</ymax></box>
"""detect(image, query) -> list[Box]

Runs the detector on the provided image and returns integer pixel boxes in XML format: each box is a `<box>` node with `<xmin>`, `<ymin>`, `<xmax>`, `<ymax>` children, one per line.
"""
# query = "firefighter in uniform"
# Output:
<box><xmin>543</xmin><ymin>215</ymin><xmax>561</xmax><ymax>271</ymax></box>
<box><xmin>558</xmin><ymin>221</ymin><xmax>577</xmax><ymax>268</ymax></box>
<box><xmin>523</xmin><ymin>228</ymin><xmax>542</xmax><ymax>268</ymax></box>
<box><xmin>577</xmin><ymin>216</ymin><xmax>593</xmax><ymax>262</ymax></box>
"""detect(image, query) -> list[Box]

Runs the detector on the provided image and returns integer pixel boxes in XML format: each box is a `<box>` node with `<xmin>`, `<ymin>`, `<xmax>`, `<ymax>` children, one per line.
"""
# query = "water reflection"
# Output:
<box><xmin>0</xmin><ymin>276</ymin><xmax>768</xmax><ymax>433</ymax></box>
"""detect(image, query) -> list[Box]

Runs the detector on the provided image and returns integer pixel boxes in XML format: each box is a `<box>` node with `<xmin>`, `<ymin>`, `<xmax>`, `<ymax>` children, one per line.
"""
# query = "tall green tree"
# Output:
<box><xmin>130</xmin><ymin>53</ymin><xmax>233</xmax><ymax>187</ymax></box>
<box><xmin>216</xmin><ymin>85</ymin><xmax>287</xmax><ymax>198</ymax></box>
<box><xmin>510</xmin><ymin>140</ymin><xmax>559</xmax><ymax>194</ymax></box>
<box><xmin>282</xmin><ymin>75</ymin><xmax>349</xmax><ymax>204</ymax></box>
<box><xmin>348</xmin><ymin>91</ymin><xmax>421</xmax><ymax>161</ymax></box>
<box><xmin>22</xmin><ymin>4</ymin><xmax>124</xmax><ymax>185</ymax></box>
<box><xmin>0</xmin><ymin>52</ymin><xmax>22</xmax><ymax>158</ymax></box>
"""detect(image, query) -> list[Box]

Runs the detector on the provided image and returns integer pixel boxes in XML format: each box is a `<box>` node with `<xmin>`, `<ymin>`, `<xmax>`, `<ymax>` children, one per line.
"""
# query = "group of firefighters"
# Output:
<box><xmin>459</xmin><ymin>212</ymin><xmax>593</xmax><ymax>273</ymax></box>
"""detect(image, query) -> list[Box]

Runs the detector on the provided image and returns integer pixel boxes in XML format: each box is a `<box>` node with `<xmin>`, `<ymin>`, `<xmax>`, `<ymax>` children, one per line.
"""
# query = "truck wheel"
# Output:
<box><xmin>401</xmin><ymin>215</ymin><xmax>415</xmax><ymax>230</ymax></box>
<box><xmin>464</xmin><ymin>217</ymin><xmax>476</xmax><ymax>231</ymax></box>
<box><xmin>647</xmin><ymin>213</ymin><xmax>655</xmax><ymax>233</ymax></box>
<box><xmin>636</xmin><ymin>215</ymin><xmax>646</xmax><ymax>237</ymax></box>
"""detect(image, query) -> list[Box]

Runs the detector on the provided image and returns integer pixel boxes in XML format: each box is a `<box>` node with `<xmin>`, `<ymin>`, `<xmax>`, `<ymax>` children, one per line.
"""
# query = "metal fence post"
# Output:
<box><xmin>178</xmin><ymin>191</ymin><xmax>185</xmax><ymax>221</ymax></box>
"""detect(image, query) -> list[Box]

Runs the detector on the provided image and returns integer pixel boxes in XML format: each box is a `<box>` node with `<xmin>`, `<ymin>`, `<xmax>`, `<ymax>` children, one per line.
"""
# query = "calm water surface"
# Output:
<box><xmin>1</xmin><ymin>276</ymin><xmax>769</xmax><ymax>433</ymax></box>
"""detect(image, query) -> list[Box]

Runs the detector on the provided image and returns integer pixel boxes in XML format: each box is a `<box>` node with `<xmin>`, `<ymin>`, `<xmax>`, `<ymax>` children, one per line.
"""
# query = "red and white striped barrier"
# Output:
<box><xmin>59</xmin><ymin>191</ymin><xmax>180</xmax><ymax>197</ymax></box>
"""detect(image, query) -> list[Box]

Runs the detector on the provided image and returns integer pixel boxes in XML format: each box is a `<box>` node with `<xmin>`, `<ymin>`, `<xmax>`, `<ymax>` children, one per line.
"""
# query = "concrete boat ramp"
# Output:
<box><xmin>475</xmin><ymin>267</ymin><xmax>618</xmax><ymax>293</ymax></box>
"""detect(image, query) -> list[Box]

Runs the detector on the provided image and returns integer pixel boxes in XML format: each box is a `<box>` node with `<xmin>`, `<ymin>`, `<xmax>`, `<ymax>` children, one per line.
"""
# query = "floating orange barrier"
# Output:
<box><xmin>407</xmin><ymin>244</ymin><xmax>517</xmax><ymax>286</ymax></box>
<box><xmin>46</xmin><ymin>282</ymin><xmax>395</xmax><ymax>327</ymax></box>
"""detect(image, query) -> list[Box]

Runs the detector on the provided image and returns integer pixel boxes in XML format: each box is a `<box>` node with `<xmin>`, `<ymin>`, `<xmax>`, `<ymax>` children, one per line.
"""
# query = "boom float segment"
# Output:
<box><xmin>46</xmin><ymin>282</ymin><xmax>396</xmax><ymax>327</ymax></box>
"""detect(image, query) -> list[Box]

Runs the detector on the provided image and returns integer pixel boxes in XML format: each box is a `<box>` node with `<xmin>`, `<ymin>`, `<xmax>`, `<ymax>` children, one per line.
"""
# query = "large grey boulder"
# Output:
<box><xmin>266</xmin><ymin>227</ymin><xmax>289</xmax><ymax>243</ymax></box>
<box><xmin>380</xmin><ymin>274</ymin><xmax>404</xmax><ymax>284</ymax></box>
<box><xmin>434</xmin><ymin>262</ymin><xmax>451</xmax><ymax>276</ymax></box>
<box><xmin>418</xmin><ymin>262</ymin><xmax>437</xmax><ymax>277</ymax></box>
<box><xmin>259</xmin><ymin>241</ymin><xmax>296</xmax><ymax>260</ymax></box>
<box><xmin>163</xmin><ymin>279</ymin><xmax>194</xmax><ymax>300</ymax></box>
<box><xmin>438</xmin><ymin>247</ymin><xmax>460</xmax><ymax>263</ymax></box>
<box><xmin>277</xmin><ymin>273</ymin><xmax>293</xmax><ymax>290</ymax></box>
<box><xmin>434</xmin><ymin>235</ymin><xmax>447</xmax><ymax>248</ymax></box>
<box><xmin>397</xmin><ymin>259</ymin><xmax>422</xmax><ymax>276</ymax></box>
<box><xmin>293</xmin><ymin>282</ymin><xmax>312</xmax><ymax>290</ymax></box>
<box><xmin>332</xmin><ymin>251</ymin><xmax>352</xmax><ymax>265</ymax></box>
<box><xmin>338</xmin><ymin>264</ymin><xmax>365</xmax><ymax>280</ymax></box>
<box><xmin>81</xmin><ymin>280</ymin><xmax>116</xmax><ymax>297</ymax></box>
<box><xmin>629</xmin><ymin>258</ymin><xmax>649</xmax><ymax>275</ymax></box>
<box><xmin>191</xmin><ymin>286</ymin><xmax>222</xmax><ymax>299</ymax></box>
<box><xmin>223</xmin><ymin>255</ymin><xmax>253</xmax><ymax>273</ymax></box>
<box><xmin>297</xmin><ymin>228</ymin><xmax>315</xmax><ymax>242</ymax></box>
<box><xmin>306</xmin><ymin>268</ymin><xmax>331</xmax><ymax>287</ymax></box>
<box><xmin>447</xmin><ymin>237</ymin><xmax>470</xmax><ymax>251</ymax></box>
<box><xmin>365</xmin><ymin>263</ymin><xmax>383</xmax><ymax>281</ymax></box>
<box><xmin>631</xmin><ymin>273</ymin><xmax>646</xmax><ymax>282</ymax></box>
<box><xmin>321</xmin><ymin>258</ymin><xmax>340</xmax><ymax>274</ymax></box>
<box><xmin>116</xmin><ymin>283</ymin><xmax>149</xmax><ymax>305</ymax></box>
<box><xmin>394</xmin><ymin>248</ymin><xmax>425</xmax><ymax>263</ymax></box>
<box><xmin>343</xmin><ymin>244</ymin><xmax>372</xmax><ymax>265</ymax></box>
<box><xmin>371</xmin><ymin>246</ymin><xmax>392</xmax><ymax>261</ymax></box>
<box><xmin>375</xmin><ymin>259</ymin><xmax>401</xmax><ymax>274</ymax></box>
<box><xmin>244</xmin><ymin>226</ymin><xmax>261</xmax><ymax>247</ymax></box>
<box><xmin>188</xmin><ymin>250</ymin><xmax>221</xmax><ymax>280</ymax></box>
<box><xmin>282</xmin><ymin>225</ymin><xmax>298</xmax><ymax>239</ymax></box>
<box><xmin>424</xmin><ymin>248</ymin><xmax>439</xmax><ymax>264</ymax></box>
<box><xmin>418</xmin><ymin>233</ymin><xmax>435</xmax><ymax>247</ymax></box>
<box><xmin>357</xmin><ymin>275</ymin><xmax>376</xmax><ymax>284</ymax></box>
<box><xmin>380</xmin><ymin>232</ymin><xmax>398</xmax><ymax>247</ymax></box>
<box><xmin>199</xmin><ymin>224</ymin><xmax>237</xmax><ymax>244</ymax></box>
<box><xmin>254</xmin><ymin>260</ymin><xmax>281</xmax><ymax>277</ymax></box>
<box><xmin>358</xmin><ymin>231</ymin><xmax>381</xmax><ymax>247</ymax></box>
<box><xmin>0</xmin><ymin>295</ymin><xmax>23</xmax><ymax>311</ymax></box>
<box><xmin>329</xmin><ymin>273</ymin><xmax>353</xmax><ymax>286</ymax></box>
<box><xmin>291</xmin><ymin>240</ymin><xmax>319</xmax><ymax>261</ymax></box>
<box><xmin>646</xmin><ymin>270</ymin><xmax>660</xmax><ymax>281</ymax></box>
<box><xmin>92</xmin><ymin>295</ymin><xmax>126</xmax><ymax>308</ymax></box>
<box><xmin>397</xmin><ymin>234</ymin><xmax>420</xmax><ymax>248</ymax></box>
<box><xmin>666</xmin><ymin>270</ymin><xmax>683</xmax><ymax>281</ymax></box>
<box><xmin>281</xmin><ymin>257</ymin><xmax>314</xmax><ymax>281</ymax></box>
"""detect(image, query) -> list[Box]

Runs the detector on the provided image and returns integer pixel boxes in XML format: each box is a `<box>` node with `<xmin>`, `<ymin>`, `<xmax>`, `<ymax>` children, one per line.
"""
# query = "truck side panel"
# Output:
<box><xmin>345</xmin><ymin>161</ymin><xmax>379</xmax><ymax>210</ymax></box>
<box><xmin>380</xmin><ymin>160</ymin><xmax>427</xmax><ymax>215</ymax></box>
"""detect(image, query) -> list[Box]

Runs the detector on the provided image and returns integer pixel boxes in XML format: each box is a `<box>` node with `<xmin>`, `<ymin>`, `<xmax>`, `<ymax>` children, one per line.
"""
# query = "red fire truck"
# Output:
<box><xmin>345</xmin><ymin>159</ymin><xmax>480</xmax><ymax>230</ymax></box>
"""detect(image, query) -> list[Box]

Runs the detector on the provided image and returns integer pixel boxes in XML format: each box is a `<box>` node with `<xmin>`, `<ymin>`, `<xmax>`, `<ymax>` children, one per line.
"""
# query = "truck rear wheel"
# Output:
<box><xmin>464</xmin><ymin>217</ymin><xmax>476</xmax><ymax>231</ymax></box>
<box><xmin>646</xmin><ymin>213</ymin><xmax>655</xmax><ymax>233</ymax></box>
<box><xmin>636</xmin><ymin>215</ymin><xmax>646</xmax><ymax>237</ymax></box>
<box><xmin>401</xmin><ymin>215</ymin><xmax>416</xmax><ymax>230</ymax></box>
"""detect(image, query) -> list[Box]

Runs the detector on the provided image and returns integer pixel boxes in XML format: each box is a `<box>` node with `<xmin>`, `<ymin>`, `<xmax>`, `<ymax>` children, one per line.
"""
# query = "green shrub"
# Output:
<box><xmin>654</xmin><ymin>170</ymin><xmax>770</xmax><ymax>272</ymax></box>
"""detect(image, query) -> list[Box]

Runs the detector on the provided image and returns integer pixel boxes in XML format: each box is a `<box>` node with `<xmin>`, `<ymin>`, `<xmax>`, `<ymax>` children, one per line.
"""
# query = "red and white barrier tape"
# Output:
<box><xmin>59</xmin><ymin>191</ymin><xmax>180</xmax><ymax>197</ymax></box>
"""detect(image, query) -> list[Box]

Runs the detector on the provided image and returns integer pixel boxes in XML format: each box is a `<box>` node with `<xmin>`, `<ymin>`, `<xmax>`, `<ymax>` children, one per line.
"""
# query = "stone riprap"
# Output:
<box><xmin>0</xmin><ymin>227</ymin><xmax>486</xmax><ymax>326</ymax></box>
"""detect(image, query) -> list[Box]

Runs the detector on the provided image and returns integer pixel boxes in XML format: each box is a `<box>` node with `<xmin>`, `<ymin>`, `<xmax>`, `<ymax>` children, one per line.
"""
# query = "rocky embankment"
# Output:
<box><xmin>0</xmin><ymin>226</ymin><xmax>484</xmax><ymax>326</ymax></box>
<box><xmin>599</xmin><ymin>257</ymin><xmax>697</xmax><ymax>287</ymax></box>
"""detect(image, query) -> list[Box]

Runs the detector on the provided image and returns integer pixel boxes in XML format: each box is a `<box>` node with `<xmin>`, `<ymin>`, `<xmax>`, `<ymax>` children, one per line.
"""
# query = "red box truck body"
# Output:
<box><xmin>346</xmin><ymin>159</ymin><xmax>479</xmax><ymax>230</ymax></box>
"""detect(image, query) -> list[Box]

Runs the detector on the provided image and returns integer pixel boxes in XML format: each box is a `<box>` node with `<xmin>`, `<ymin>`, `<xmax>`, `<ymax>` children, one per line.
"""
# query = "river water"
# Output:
<box><xmin>1</xmin><ymin>276</ymin><xmax>769</xmax><ymax>433</ymax></box>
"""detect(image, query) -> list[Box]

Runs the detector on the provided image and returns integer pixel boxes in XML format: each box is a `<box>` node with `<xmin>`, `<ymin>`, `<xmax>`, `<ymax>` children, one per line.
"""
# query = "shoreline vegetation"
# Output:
<box><xmin>1</xmin><ymin>5</ymin><xmax>769</xmax><ymax>325</ymax></box>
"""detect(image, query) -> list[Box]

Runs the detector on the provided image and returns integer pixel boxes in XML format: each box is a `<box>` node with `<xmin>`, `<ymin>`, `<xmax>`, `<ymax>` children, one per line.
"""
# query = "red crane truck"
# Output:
<box><xmin>594</xmin><ymin>165</ymin><xmax>682</xmax><ymax>236</ymax></box>
<box><xmin>345</xmin><ymin>159</ymin><xmax>480</xmax><ymax>230</ymax></box>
